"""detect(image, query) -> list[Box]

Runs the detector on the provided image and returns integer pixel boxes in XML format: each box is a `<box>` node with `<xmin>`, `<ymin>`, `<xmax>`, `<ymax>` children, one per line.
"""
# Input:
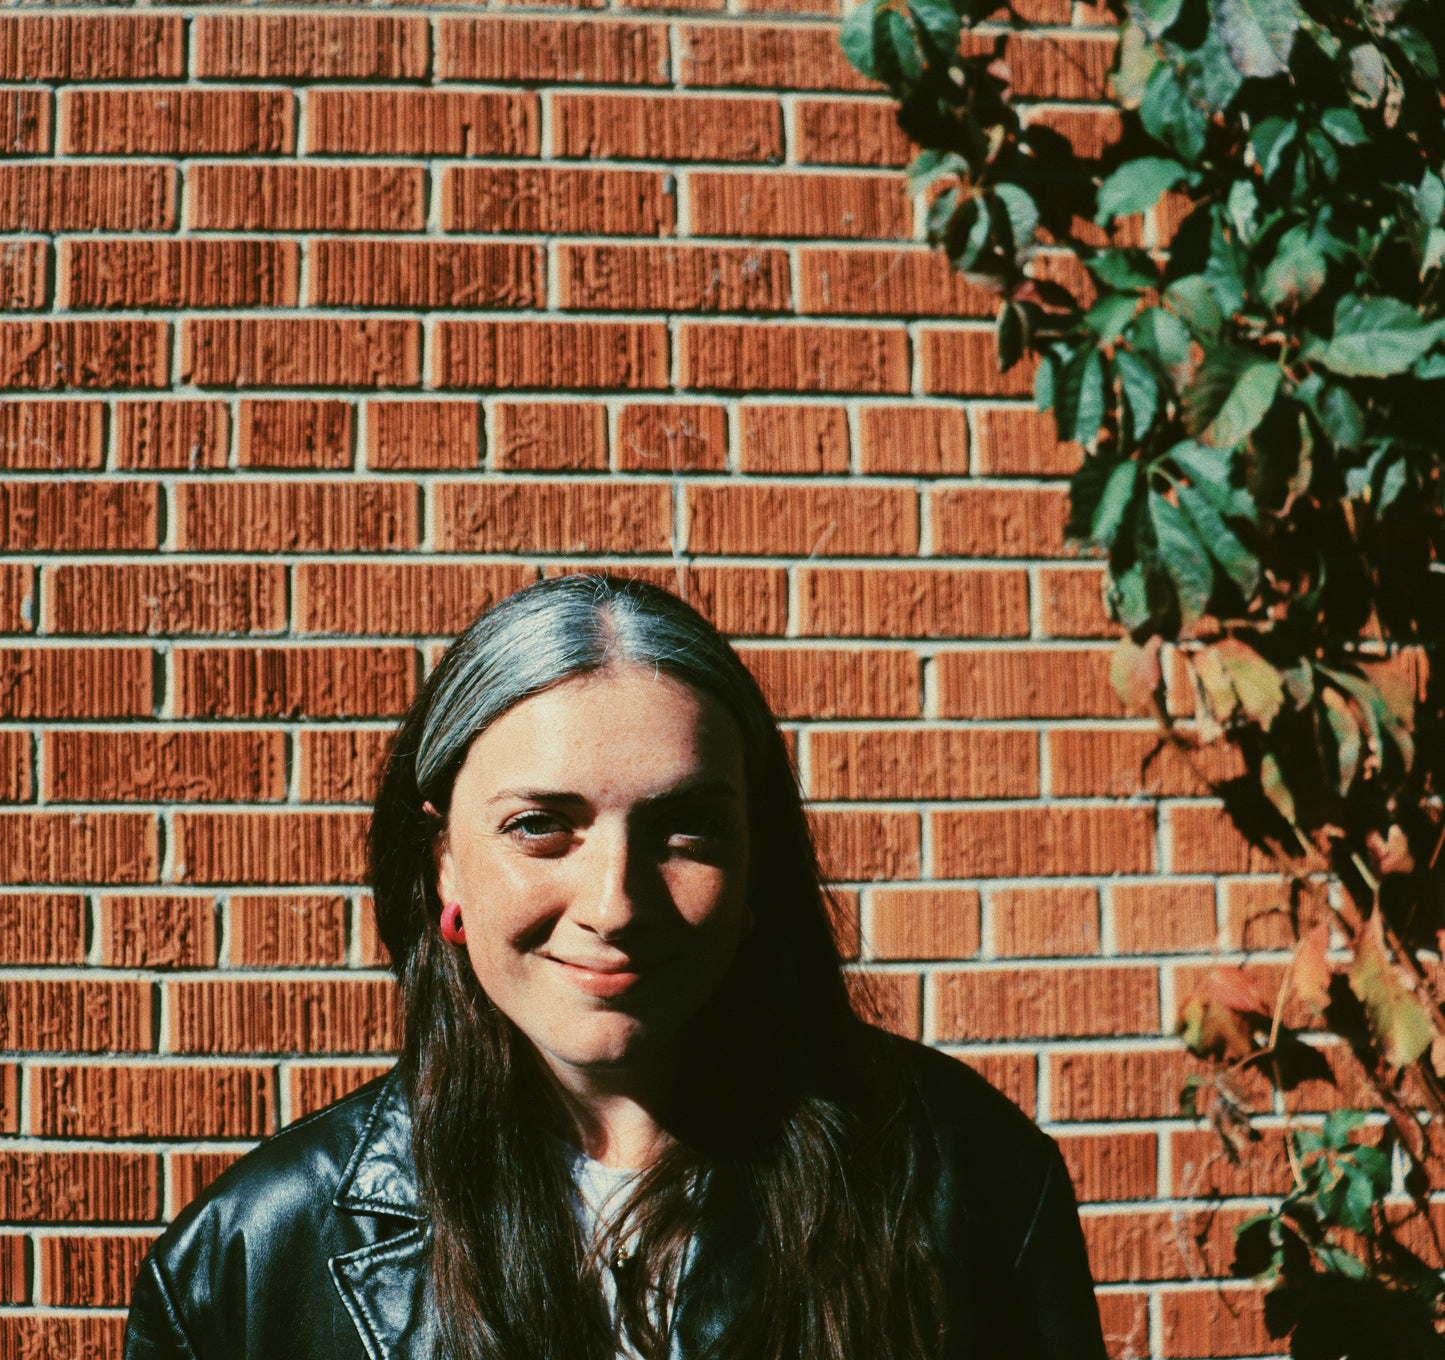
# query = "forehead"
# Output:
<box><xmin>455</xmin><ymin>665</ymin><xmax>745</xmax><ymax>797</ymax></box>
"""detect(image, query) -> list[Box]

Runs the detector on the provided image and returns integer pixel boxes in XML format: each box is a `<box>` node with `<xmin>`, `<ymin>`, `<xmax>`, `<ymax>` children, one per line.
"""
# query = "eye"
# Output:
<box><xmin>659</xmin><ymin>809</ymin><xmax>732</xmax><ymax>856</ymax></box>
<box><xmin>500</xmin><ymin>811</ymin><xmax>574</xmax><ymax>853</ymax></box>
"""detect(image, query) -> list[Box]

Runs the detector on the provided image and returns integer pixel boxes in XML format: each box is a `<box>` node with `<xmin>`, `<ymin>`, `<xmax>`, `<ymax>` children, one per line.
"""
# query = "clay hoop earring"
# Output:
<box><xmin>440</xmin><ymin>902</ymin><xmax>467</xmax><ymax>944</ymax></box>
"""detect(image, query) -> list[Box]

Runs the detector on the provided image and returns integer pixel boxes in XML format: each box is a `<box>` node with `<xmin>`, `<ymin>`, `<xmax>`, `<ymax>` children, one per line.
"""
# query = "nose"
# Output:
<box><xmin>573</xmin><ymin>820</ymin><xmax>652</xmax><ymax>941</ymax></box>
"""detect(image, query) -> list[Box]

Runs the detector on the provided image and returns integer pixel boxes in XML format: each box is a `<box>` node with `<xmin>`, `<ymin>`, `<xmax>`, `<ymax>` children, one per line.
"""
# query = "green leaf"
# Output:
<box><xmin>1110</xmin><ymin>562</ymin><xmax>1152</xmax><ymax>630</ymax></box>
<box><xmin>1129</xmin><ymin>305</ymin><xmax>1193</xmax><ymax>378</ymax></box>
<box><xmin>1321</xmin><ymin>1108</ymin><xmax>1366</xmax><ymax>1148</ymax></box>
<box><xmin>1116</xmin><ymin>349</ymin><xmax>1159</xmax><ymax>437</ymax></box>
<box><xmin>1136</xmin><ymin>0</ymin><xmax>1186</xmax><ymax>40</ymax></box>
<box><xmin>927</xmin><ymin>186</ymin><xmax>961</xmax><ymax>242</ymax></box>
<box><xmin>883</xmin><ymin>8</ymin><xmax>922</xmax><ymax>85</ymax></box>
<box><xmin>996</xmin><ymin>301</ymin><xmax>1024</xmax><ymax>372</ymax></box>
<box><xmin>1084</xmin><ymin>292</ymin><xmax>1140</xmax><ymax>345</ymax></box>
<box><xmin>992</xmin><ymin>183</ymin><xmax>1039</xmax><ymax>256</ymax></box>
<box><xmin>1259</xmin><ymin>223</ymin><xmax>1327</xmax><ymax>308</ymax></box>
<box><xmin>1139</xmin><ymin>64</ymin><xmax>1207</xmax><ymax>160</ymax></box>
<box><xmin>1227</xmin><ymin>180</ymin><xmax>1258</xmax><ymax>244</ymax></box>
<box><xmin>1260</xmin><ymin>751</ymin><xmax>1295</xmax><ymax>822</ymax></box>
<box><xmin>908</xmin><ymin>0</ymin><xmax>960</xmax><ymax>59</ymax></box>
<box><xmin>1166</xmin><ymin>275</ymin><xmax>1224</xmax><ymax>341</ymax></box>
<box><xmin>1178</xmin><ymin>486</ymin><xmax>1259</xmax><ymax>596</ymax></box>
<box><xmin>1092</xmin><ymin>459</ymin><xmax>1140</xmax><ymax>547</ymax></box>
<box><xmin>1319</xmin><ymin>107</ymin><xmax>1368</xmax><ymax>147</ymax></box>
<box><xmin>1202</xmin><ymin>361</ymin><xmax>1281</xmax><ymax>449</ymax></box>
<box><xmin>1348</xmin><ymin>44</ymin><xmax>1387</xmax><ymax>106</ymax></box>
<box><xmin>1338</xmin><ymin>1167</ymin><xmax>1376</xmax><ymax>1233</ymax></box>
<box><xmin>1087</xmin><ymin>249</ymin><xmax>1158</xmax><ymax>293</ymax></box>
<box><xmin>1112</xmin><ymin>20</ymin><xmax>1160</xmax><ymax>109</ymax></box>
<box><xmin>1215</xmin><ymin>637</ymin><xmax>1284</xmax><ymax>725</ymax></box>
<box><xmin>1180</xmin><ymin>23</ymin><xmax>1247</xmax><ymax>111</ymax></box>
<box><xmin>1321</xmin><ymin>687</ymin><xmax>1362</xmax><ymax>794</ymax></box>
<box><xmin>1378</xmin><ymin>455</ymin><xmax>1409</xmax><ymax>512</ymax></box>
<box><xmin>906</xmin><ymin>148</ymin><xmax>967</xmax><ymax>194</ymax></box>
<box><xmin>1319</xmin><ymin>384</ymin><xmax>1364</xmax><ymax>450</ymax></box>
<box><xmin>1150</xmin><ymin>492</ymin><xmax>1214</xmax><ymax>623</ymax></box>
<box><xmin>1095</xmin><ymin>157</ymin><xmax>1188</xmax><ymax>227</ymax></box>
<box><xmin>1213</xmin><ymin>0</ymin><xmax>1302</xmax><ymax>78</ymax></box>
<box><xmin>1390</xmin><ymin>24</ymin><xmax>1439</xmax><ymax>80</ymax></box>
<box><xmin>1250</xmin><ymin>117</ymin><xmax>1294</xmax><ymax>179</ymax></box>
<box><xmin>840</xmin><ymin>0</ymin><xmax>885</xmax><ymax>80</ymax></box>
<box><xmin>1308</xmin><ymin>294</ymin><xmax>1445</xmax><ymax>378</ymax></box>
<box><xmin>1169</xmin><ymin>441</ymin><xmax>1255</xmax><ymax>521</ymax></box>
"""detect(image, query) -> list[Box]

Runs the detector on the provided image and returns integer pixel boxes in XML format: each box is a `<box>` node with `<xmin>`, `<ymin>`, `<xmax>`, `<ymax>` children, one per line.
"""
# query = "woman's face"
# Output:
<box><xmin>435</xmin><ymin>664</ymin><xmax>751</xmax><ymax>1090</ymax></box>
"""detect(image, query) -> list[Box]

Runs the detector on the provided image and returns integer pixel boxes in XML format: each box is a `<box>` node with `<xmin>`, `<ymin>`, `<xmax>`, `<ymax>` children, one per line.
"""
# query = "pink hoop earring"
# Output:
<box><xmin>440</xmin><ymin>902</ymin><xmax>466</xmax><ymax>944</ymax></box>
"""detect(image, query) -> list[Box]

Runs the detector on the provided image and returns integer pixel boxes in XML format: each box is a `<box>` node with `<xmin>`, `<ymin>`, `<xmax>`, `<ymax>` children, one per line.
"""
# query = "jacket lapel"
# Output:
<box><xmin>329</xmin><ymin>1076</ymin><xmax>433</xmax><ymax>1359</ymax></box>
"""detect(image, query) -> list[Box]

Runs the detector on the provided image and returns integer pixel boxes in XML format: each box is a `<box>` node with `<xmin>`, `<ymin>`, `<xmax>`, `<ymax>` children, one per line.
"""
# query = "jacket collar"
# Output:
<box><xmin>333</xmin><ymin>1072</ymin><xmax>424</xmax><ymax>1223</ymax></box>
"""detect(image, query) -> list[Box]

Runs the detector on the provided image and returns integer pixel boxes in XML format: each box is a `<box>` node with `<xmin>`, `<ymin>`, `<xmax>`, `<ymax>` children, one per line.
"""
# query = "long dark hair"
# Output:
<box><xmin>368</xmin><ymin>575</ymin><xmax>944</xmax><ymax>1360</ymax></box>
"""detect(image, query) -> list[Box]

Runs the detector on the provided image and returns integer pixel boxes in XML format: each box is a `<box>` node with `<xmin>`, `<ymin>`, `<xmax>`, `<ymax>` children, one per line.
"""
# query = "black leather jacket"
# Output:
<box><xmin>124</xmin><ymin>1042</ymin><xmax>1107</xmax><ymax>1360</ymax></box>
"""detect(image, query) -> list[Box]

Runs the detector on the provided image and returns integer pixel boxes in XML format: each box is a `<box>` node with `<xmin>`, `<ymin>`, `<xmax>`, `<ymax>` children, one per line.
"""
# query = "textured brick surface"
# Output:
<box><xmin>493</xmin><ymin>402</ymin><xmax>608</xmax><ymax>471</ymax></box>
<box><xmin>680</xmin><ymin>322</ymin><xmax>908</xmax><ymax>393</ymax></box>
<box><xmin>0</xmin><ymin>980</ymin><xmax>153</xmax><ymax>1053</ymax></box>
<box><xmin>312</xmin><ymin>241</ymin><xmax>543</xmax><ymax>311</ymax></box>
<box><xmin>0</xmin><ymin>240</ymin><xmax>48</xmax><ymax>312</ymax></box>
<box><xmin>798</xmin><ymin>567</ymin><xmax>1030</xmax><ymax>638</ymax></box>
<box><xmin>194</xmin><ymin>15</ymin><xmax>429</xmax><ymax>80</ymax></box>
<box><xmin>97</xmin><ymin>896</ymin><xmax>218</xmax><ymax>970</ymax></box>
<box><xmin>0</xmin><ymin>896</ymin><xmax>84</xmax><ymax>966</ymax></box>
<box><xmin>114</xmin><ymin>401</ymin><xmax>229</xmax><ymax>471</ymax></box>
<box><xmin>443</xmin><ymin>166</ymin><xmax>675</xmax><ymax>235</ymax></box>
<box><xmin>46</xmin><ymin>563</ymin><xmax>286</xmax><ymax>636</ymax></box>
<box><xmin>618</xmin><ymin>403</ymin><xmax>728</xmax><ymax>471</ymax></box>
<box><xmin>809</xmin><ymin>729</ymin><xmax>1036</xmax><ymax>800</ymax></box>
<box><xmin>436</xmin><ymin>17</ymin><xmax>669</xmax><ymax>83</ymax></box>
<box><xmin>174</xmin><ymin>648</ymin><xmax>416</xmax><ymax>720</ymax></box>
<box><xmin>557</xmin><ymin>243</ymin><xmax>790</xmax><ymax>313</ymax></box>
<box><xmin>688</xmin><ymin>484</ymin><xmax>916</xmax><ymax>556</ymax></box>
<box><xmin>181</xmin><ymin>319</ymin><xmax>421</xmax><ymax>389</ymax></box>
<box><xmin>0</xmin><ymin>1152</ymin><xmax>158</xmax><ymax>1222</ymax></box>
<box><xmin>62</xmin><ymin>89</ymin><xmax>294</xmax><ymax>156</ymax></box>
<box><xmin>689</xmin><ymin>171</ymin><xmax>909</xmax><ymax>238</ymax></box>
<box><xmin>295</xmin><ymin>563</ymin><xmax>533</xmax><ymax>636</ymax></box>
<box><xmin>436</xmin><ymin>482</ymin><xmax>671</xmax><ymax>553</ymax></box>
<box><xmin>0</xmin><ymin>14</ymin><xmax>186</xmax><ymax>81</ymax></box>
<box><xmin>37</xmin><ymin>1234</ymin><xmax>157</xmax><ymax>1307</ymax></box>
<box><xmin>169</xmin><ymin>979</ymin><xmax>400</xmax><ymax>1054</ymax></box>
<box><xmin>434</xmin><ymin>320</ymin><xmax>669</xmax><ymax>391</ymax></box>
<box><xmin>189</xmin><ymin>165</ymin><xmax>425</xmax><ymax>233</ymax></box>
<box><xmin>0</xmin><ymin>164</ymin><xmax>175</xmax><ymax>232</ymax></box>
<box><xmin>368</xmin><ymin>401</ymin><xmax>482</xmax><ymax>470</ymax></box>
<box><xmin>61</xmin><ymin>240</ymin><xmax>298</xmax><ymax>312</ymax></box>
<box><xmin>0</xmin><ymin>320</ymin><xmax>169</xmax><ymax>391</ymax></box>
<box><xmin>934</xmin><ymin>965</ymin><xmax>1160</xmax><ymax>1041</ymax></box>
<box><xmin>46</xmin><ymin>732</ymin><xmax>286</xmax><ymax>803</ymax></box>
<box><xmin>0</xmin><ymin>648</ymin><xmax>152</xmax><ymax>719</ymax></box>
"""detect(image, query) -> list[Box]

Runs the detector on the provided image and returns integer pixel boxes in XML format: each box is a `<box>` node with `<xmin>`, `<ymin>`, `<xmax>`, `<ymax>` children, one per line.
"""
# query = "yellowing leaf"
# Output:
<box><xmin>1191</xmin><ymin>647</ymin><xmax>1237</xmax><ymax>726</ymax></box>
<box><xmin>1365</xmin><ymin>825</ymin><xmax>1415</xmax><ymax>877</ymax></box>
<box><xmin>1110</xmin><ymin>634</ymin><xmax>1163</xmax><ymax>713</ymax></box>
<box><xmin>1348</xmin><ymin>912</ymin><xmax>1434</xmax><ymax>1070</ymax></box>
<box><xmin>1176</xmin><ymin>965</ymin><xmax>1271</xmax><ymax>1060</ymax></box>
<box><xmin>1214</xmin><ymin>638</ymin><xmax>1285</xmax><ymax>729</ymax></box>
<box><xmin>1293</xmin><ymin>922</ymin><xmax>1331</xmax><ymax>1012</ymax></box>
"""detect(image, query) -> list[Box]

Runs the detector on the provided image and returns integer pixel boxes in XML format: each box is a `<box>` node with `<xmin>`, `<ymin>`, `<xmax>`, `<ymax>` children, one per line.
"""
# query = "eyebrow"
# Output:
<box><xmin>485</xmin><ymin>778</ymin><xmax>741</xmax><ymax>808</ymax></box>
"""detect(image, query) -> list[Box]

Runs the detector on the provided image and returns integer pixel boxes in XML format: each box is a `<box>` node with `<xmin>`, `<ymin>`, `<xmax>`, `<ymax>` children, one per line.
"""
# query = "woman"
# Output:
<box><xmin>125</xmin><ymin>575</ymin><xmax>1107</xmax><ymax>1360</ymax></box>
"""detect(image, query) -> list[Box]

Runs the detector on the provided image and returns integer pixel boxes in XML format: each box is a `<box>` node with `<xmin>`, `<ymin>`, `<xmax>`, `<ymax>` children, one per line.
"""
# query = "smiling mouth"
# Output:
<box><xmin>544</xmin><ymin>955</ymin><xmax>652</xmax><ymax>998</ymax></box>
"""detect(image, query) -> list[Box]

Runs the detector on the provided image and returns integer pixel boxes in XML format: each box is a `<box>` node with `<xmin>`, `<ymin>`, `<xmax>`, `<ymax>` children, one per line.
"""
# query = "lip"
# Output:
<box><xmin>544</xmin><ymin>954</ymin><xmax>651</xmax><ymax>998</ymax></box>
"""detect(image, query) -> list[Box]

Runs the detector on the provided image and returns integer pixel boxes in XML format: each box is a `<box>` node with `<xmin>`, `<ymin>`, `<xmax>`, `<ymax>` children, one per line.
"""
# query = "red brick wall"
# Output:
<box><xmin>1</xmin><ymin>6</ymin><xmax>1279</xmax><ymax>1358</ymax></box>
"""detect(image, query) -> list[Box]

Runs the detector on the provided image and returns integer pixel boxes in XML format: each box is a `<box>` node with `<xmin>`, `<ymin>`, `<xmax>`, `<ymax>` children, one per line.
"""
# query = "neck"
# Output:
<box><xmin>540</xmin><ymin>1054</ymin><xmax>673</xmax><ymax>1169</ymax></box>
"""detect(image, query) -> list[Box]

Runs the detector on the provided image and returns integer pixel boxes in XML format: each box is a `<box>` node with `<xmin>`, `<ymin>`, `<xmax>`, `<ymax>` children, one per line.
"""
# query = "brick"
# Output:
<box><xmin>959</xmin><ymin>1051</ymin><xmax>1036</xmax><ymax>1118</ymax></box>
<box><xmin>687</xmin><ymin>484</ymin><xmax>915</xmax><ymax>557</ymax></box>
<box><xmin>545</xmin><ymin>562</ymin><xmax>788</xmax><ymax>636</ymax></box>
<box><xmin>932</xmin><ymin>807</ymin><xmax>1156</xmax><ymax>878</ymax></box>
<box><xmin>368</xmin><ymin>401</ymin><xmax>482</xmax><ymax>471</ymax></box>
<box><xmin>0</xmin><ymin>14</ymin><xmax>185</xmax><ymax>80</ymax></box>
<box><xmin>808</xmin><ymin>809</ymin><xmax>920</xmax><ymax>882</ymax></box>
<box><xmin>174</xmin><ymin>647</ymin><xmax>416</xmax><ymax>719</ymax></box>
<box><xmin>0</xmin><ymin>648</ymin><xmax>152</xmax><ymax>719</ymax></box>
<box><xmin>798</xmin><ymin>566</ymin><xmax>1030</xmax><ymax>638</ymax></box>
<box><xmin>238</xmin><ymin>400</ymin><xmax>353</xmax><ymax>470</ymax></box>
<box><xmin>47</xmin><ymin>563</ymin><xmax>287</xmax><ymax>636</ymax></box>
<box><xmin>1170</xmin><ymin>805</ymin><xmax>1277</xmax><ymax>875</ymax></box>
<box><xmin>0</xmin><ymin>1235</ymin><xmax>21</xmax><ymax>1303</ymax></box>
<box><xmin>195</xmin><ymin>15</ymin><xmax>429</xmax><ymax>79</ymax></box>
<box><xmin>857</xmin><ymin>406</ymin><xmax>968</xmax><ymax>476</ymax></box>
<box><xmin>439</xmin><ymin>17</ymin><xmax>667</xmax><ymax>82</ymax></box>
<box><xmin>810</xmin><ymin>728</ymin><xmax>1036</xmax><ymax>800</ymax></box>
<box><xmin>46</xmin><ymin>731</ymin><xmax>286</xmax><ymax>804</ymax></box>
<box><xmin>229</xmin><ymin>895</ymin><xmax>348</xmax><ymax>967</ymax></box>
<box><xmin>190</xmin><ymin>164</ymin><xmax>423</xmax><ymax>233</ymax></box>
<box><xmin>0</xmin><ymin>239</ymin><xmax>47</xmax><ymax>311</ymax></box>
<box><xmin>0</xmin><ymin>1318</ymin><xmax>130</xmax><ymax>1358</ymax></box>
<box><xmin>1111</xmin><ymin>881</ymin><xmax>1217</xmax><ymax>954</ymax></box>
<box><xmin>492</xmin><ymin>401</ymin><xmax>607</xmax><ymax>471</ymax></box>
<box><xmin>680</xmin><ymin>323</ymin><xmax>908</xmax><ymax>394</ymax></box>
<box><xmin>868</xmin><ymin>887</ymin><xmax>979</xmax><ymax>960</ymax></box>
<box><xmin>689</xmin><ymin>171</ymin><xmax>908</xmax><ymax>239</ymax></box>
<box><xmin>0</xmin><ymin>1152</ymin><xmax>158</xmax><ymax>1222</ymax></box>
<box><xmin>172</xmin><ymin>812</ymin><xmax>371</xmax><ymax>888</ymax></box>
<box><xmin>1083</xmin><ymin>1206</ymin><xmax>1247</xmax><ymax>1284</ymax></box>
<box><xmin>356</xmin><ymin>898</ymin><xmax>390</xmax><ymax>969</ymax></box>
<box><xmin>1047</xmin><ymin>728</ymin><xmax>1241</xmax><ymax>798</ymax></box>
<box><xmin>0</xmin><ymin>733</ymin><xmax>30</xmax><ymax>803</ymax></box>
<box><xmin>169</xmin><ymin>978</ymin><xmax>400</xmax><ymax>1053</ymax></box>
<box><xmin>311</xmin><ymin>240</ymin><xmax>543</xmax><ymax>310</ymax></box>
<box><xmin>936</xmin><ymin>647</ymin><xmax>1123</xmax><ymax>719</ymax></box>
<box><xmin>1224</xmin><ymin>879</ymin><xmax>1298</xmax><ymax>952</ymax></box>
<box><xmin>0</xmin><ymin>1064</ymin><xmax>15</xmax><ymax>1133</ymax></box>
<box><xmin>617</xmin><ymin>403</ymin><xmax>727</xmax><ymax>472</ymax></box>
<box><xmin>1055</xmin><ymin>1132</ymin><xmax>1158</xmax><ymax>1203</ymax></box>
<box><xmin>921</xmin><ymin>328</ymin><xmax>1036</xmax><ymax>397</ymax></box>
<box><xmin>1050</xmin><ymin>1047</ymin><xmax>1219</xmax><ymax>1122</ymax></box>
<box><xmin>0</xmin><ymin>564</ymin><xmax>32</xmax><ymax>635</ymax></box>
<box><xmin>1161</xmin><ymin>1287</ymin><xmax>1281</xmax><ymax>1358</ymax></box>
<box><xmin>308</xmin><ymin>89</ymin><xmax>537</xmax><ymax>156</ymax></box>
<box><xmin>795</xmin><ymin>98</ymin><xmax>909</xmax><ymax>166</ymax></box>
<box><xmin>991</xmin><ymin>885</ymin><xmax>1099</xmax><ymax>957</ymax></box>
<box><xmin>0</xmin><ymin>894</ymin><xmax>83</xmax><ymax>965</ymax></box>
<box><xmin>552</xmin><ymin>92</ymin><xmax>780</xmax><ymax>161</ymax></box>
<box><xmin>0</xmin><ymin>87</ymin><xmax>50</xmax><ymax>154</ymax></box>
<box><xmin>61</xmin><ymin>239</ymin><xmax>298</xmax><ymax>311</ymax></box>
<box><xmin>96</xmin><ymin>895</ymin><xmax>216</xmax><ymax>970</ymax></box>
<box><xmin>557</xmin><ymin>243</ymin><xmax>790</xmax><ymax>313</ymax></box>
<box><xmin>434</xmin><ymin>482</ymin><xmax>672</xmax><ymax>553</ymax></box>
<box><xmin>434</xmin><ymin>320</ymin><xmax>669</xmax><ymax>392</ymax></box>
<box><xmin>678</xmin><ymin>24</ymin><xmax>872</xmax><ymax>91</ymax></box>
<box><xmin>38</xmin><ymin>1234</ymin><xmax>157</xmax><ymax>1307</ymax></box>
<box><xmin>0</xmin><ymin>401</ymin><xmax>102</xmax><ymax>471</ymax></box>
<box><xmin>0</xmin><ymin>164</ymin><xmax>175</xmax><ymax>232</ymax></box>
<box><xmin>0</xmin><ymin>481</ymin><xmax>156</xmax><ymax>552</ymax></box>
<box><xmin>297</xmin><ymin>730</ymin><xmax>392</xmax><ymax>804</ymax></box>
<box><xmin>931</xmin><ymin>485</ymin><xmax>1071</xmax><ymax>557</ymax></box>
<box><xmin>443</xmin><ymin>166</ymin><xmax>673</xmax><ymax>236</ymax></box>
<box><xmin>740</xmin><ymin>646</ymin><xmax>918</xmax><ymax>718</ymax></box>
<box><xmin>0</xmin><ymin>980</ymin><xmax>152</xmax><ymax>1052</ymax></box>
<box><xmin>296</xmin><ymin>562</ymin><xmax>533</xmax><ymax>636</ymax></box>
<box><xmin>973</xmin><ymin>406</ymin><xmax>1082</xmax><ymax>476</ymax></box>
<box><xmin>63</xmin><ymin>89</ymin><xmax>293</xmax><ymax>155</ymax></box>
<box><xmin>961</xmin><ymin>31</ymin><xmax>1116</xmax><ymax>101</ymax></box>
<box><xmin>168</xmin><ymin>1152</ymin><xmax>246</xmax><ymax>1217</ymax></box>
<box><xmin>737</xmin><ymin>404</ymin><xmax>846</xmax><ymax>474</ymax></box>
<box><xmin>0</xmin><ymin>813</ymin><xmax>158</xmax><ymax>886</ymax></box>
<box><xmin>847</xmin><ymin>970</ymin><xmax>921</xmax><ymax>1039</ymax></box>
<box><xmin>1021</xmin><ymin>106</ymin><xmax>1123</xmax><ymax>161</ymax></box>
<box><xmin>934</xmin><ymin>965</ymin><xmax>1159</xmax><ymax>1040</ymax></box>
<box><xmin>181</xmin><ymin>319</ymin><xmax>421</xmax><ymax>389</ymax></box>
<box><xmin>288</xmin><ymin>1063</ymin><xmax>394</xmax><ymax>1119</ymax></box>
<box><xmin>0</xmin><ymin>320</ymin><xmax>169</xmax><ymax>391</ymax></box>
<box><xmin>114</xmin><ymin>401</ymin><xmax>229</xmax><ymax>471</ymax></box>
<box><xmin>797</xmin><ymin>247</ymin><xmax>993</xmax><ymax>316</ymax></box>
<box><xmin>1039</xmin><ymin>566</ymin><xmax>1119</xmax><ymax>638</ymax></box>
